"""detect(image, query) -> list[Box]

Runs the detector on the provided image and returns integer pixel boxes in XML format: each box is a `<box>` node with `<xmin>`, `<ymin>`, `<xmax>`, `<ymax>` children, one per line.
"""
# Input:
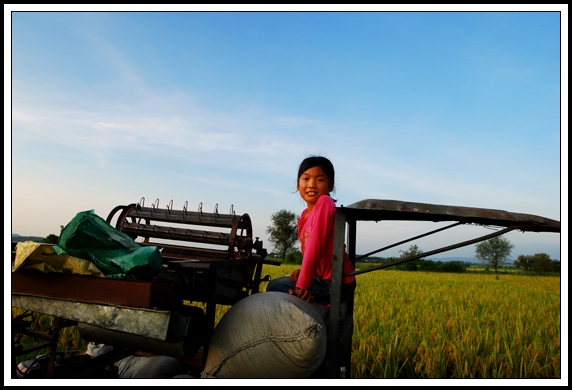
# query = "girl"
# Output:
<box><xmin>267</xmin><ymin>156</ymin><xmax>356</xmax><ymax>304</ymax></box>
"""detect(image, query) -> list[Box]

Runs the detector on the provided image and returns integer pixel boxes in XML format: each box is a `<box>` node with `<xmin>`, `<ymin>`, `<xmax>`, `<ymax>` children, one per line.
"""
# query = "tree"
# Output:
<box><xmin>514</xmin><ymin>253</ymin><xmax>559</xmax><ymax>273</ymax></box>
<box><xmin>551</xmin><ymin>259</ymin><xmax>561</xmax><ymax>273</ymax></box>
<box><xmin>396</xmin><ymin>244</ymin><xmax>424</xmax><ymax>271</ymax></box>
<box><xmin>42</xmin><ymin>234</ymin><xmax>59</xmax><ymax>244</ymax></box>
<box><xmin>529</xmin><ymin>253</ymin><xmax>553</xmax><ymax>273</ymax></box>
<box><xmin>266</xmin><ymin>210</ymin><xmax>298</xmax><ymax>260</ymax></box>
<box><xmin>513</xmin><ymin>254</ymin><xmax>534</xmax><ymax>271</ymax></box>
<box><xmin>474</xmin><ymin>236</ymin><xmax>514</xmax><ymax>274</ymax></box>
<box><xmin>284</xmin><ymin>247</ymin><xmax>303</xmax><ymax>265</ymax></box>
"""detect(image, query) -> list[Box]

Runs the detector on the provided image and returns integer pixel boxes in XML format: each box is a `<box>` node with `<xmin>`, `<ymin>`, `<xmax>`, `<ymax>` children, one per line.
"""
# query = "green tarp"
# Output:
<box><xmin>55</xmin><ymin>210</ymin><xmax>163</xmax><ymax>280</ymax></box>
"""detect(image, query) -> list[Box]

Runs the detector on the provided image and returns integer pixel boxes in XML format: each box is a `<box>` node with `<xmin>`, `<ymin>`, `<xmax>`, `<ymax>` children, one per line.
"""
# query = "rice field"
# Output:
<box><xmin>260</xmin><ymin>263</ymin><xmax>561</xmax><ymax>379</ymax></box>
<box><xmin>12</xmin><ymin>264</ymin><xmax>561</xmax><ymax>379</ymax></box>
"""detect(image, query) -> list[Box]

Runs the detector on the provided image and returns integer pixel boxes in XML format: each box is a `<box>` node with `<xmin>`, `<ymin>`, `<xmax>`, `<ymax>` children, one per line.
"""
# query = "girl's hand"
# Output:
<box><xmin>289</xmin><ymin>269</ymin><xmax>301</xmax><ymax>284</ymax></box>
<box><xmin>288</xmin><ymin>287</ymin><xmax>314</xmax><ymax>303</ymax></box>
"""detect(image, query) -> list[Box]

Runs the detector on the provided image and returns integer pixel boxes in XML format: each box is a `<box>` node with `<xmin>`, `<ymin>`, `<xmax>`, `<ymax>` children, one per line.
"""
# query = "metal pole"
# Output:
<box><xmin>327</xmin><ymin>209</ymin><xmax>346</xmax><ymax>377</ymax></box>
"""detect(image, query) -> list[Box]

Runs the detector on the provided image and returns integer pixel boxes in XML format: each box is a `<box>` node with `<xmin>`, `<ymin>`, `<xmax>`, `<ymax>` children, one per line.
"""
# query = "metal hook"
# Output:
<box><xmin>229</xmin><ymin>204</ymin><xmax>235</xmax><ymax>216</ymax></box>
<box><xmin>152</xmin><ymin>199</ymin><xmax>159</xmax><ymax>212</ymax></box>
<box><xmin>139</xmin><ymin>197</ymin><xmax>145</xmax><ymax>207</ymax></box>
<box><xmin>167</xmin><ymin>200</ymin><xmax>173</xmax><ymax>213</ymax></box>
<box><xmin>183</xmin><ymin>201</ymin><xmax>188</xmax><ymax>216</ymax></box>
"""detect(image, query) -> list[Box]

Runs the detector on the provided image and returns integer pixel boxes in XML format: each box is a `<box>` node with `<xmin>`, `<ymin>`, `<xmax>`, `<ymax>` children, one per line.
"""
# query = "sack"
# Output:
<box><xmin>201</xmin><ymin>292</ymin><xmax>328</xmax><ymax>378</ymax></box>
<box><xmin>12</xmin><ymin>241</ymin><xmax>105</xmax><ymax>277</ymax></box>
<box><xmin>57</xmin><ymin>210</ymin><xmax>162</xmax><ymax>280</ymax></box>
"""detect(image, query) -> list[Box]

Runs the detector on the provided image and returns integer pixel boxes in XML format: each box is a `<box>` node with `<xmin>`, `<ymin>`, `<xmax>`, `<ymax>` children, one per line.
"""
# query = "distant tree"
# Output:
<box><xmin>438</xmin><ymin>261</ymin><xmax>467</xmax><ymax>273</ymax></box>
<box><xmin>513</xmin><ymin>254</ymin><xmax>534</xmax><ymax>271</ymax></box>
<box><xmin>475</xmin><ymin>236</ymin><xmax>514</xmax><ymax>274</ymax></box>
<box><xmin>399</xmin><ymin>244</ymin><xmax>424</xmax><ymax>259</ymax></box>
<box><xmin>12</xmin><ymin>235</ymin><xmax>44</xmax><ymax>243</ymax></box>
<box><xmin>417</xmin><ymin>259</ymin><xmax>467</xmax><ymax>273</ymax></box>
<box><xmin>530</xmin><ymin>253</ymin><xmax>554</xmax><ymax>273</ymax></box>
<box><xmin>284</xmin><ymin>247</ymin><xmax>303</xmax><ymax>265</ymax></box>
<box><xmin>550</xmin><ymin>259</ymin><xmax>561</xmax><ymax>273</ymax></box>
<box><xmin>514</xmin><ymin>253</ymin><xmax>559</xmax><ymax>273</ymax></box>
<box><xmin>42</xmin><ymin>234</ymin><xmax>59</xmax><ymax>244</ymax></box>
<box><xmin>266</xmin><ymin>210</ymin><xmax>298</xmax><ymax>260</ymax></box>
<box><xmin>397</xmin><ymin>244</ymin><xmax>424</xmax><ymax>271</ymax></box>
<box><xmin>417</xmin><ymin>259</ymin><xmax>439</xmax><ymax>272</ymax></box>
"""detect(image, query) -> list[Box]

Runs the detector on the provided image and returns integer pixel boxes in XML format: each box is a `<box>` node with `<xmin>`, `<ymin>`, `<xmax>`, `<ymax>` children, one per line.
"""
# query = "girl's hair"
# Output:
<box><xmin>297</xmin><ymin>156</ymin><xmax>336</xmax><ymax>198</ymax></box>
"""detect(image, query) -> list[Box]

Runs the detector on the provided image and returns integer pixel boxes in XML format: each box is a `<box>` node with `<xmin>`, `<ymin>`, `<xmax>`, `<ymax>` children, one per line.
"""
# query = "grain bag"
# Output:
<box><xmin>201</xmin><ymin>292</ymin><xmax>328</xmax><ymax>378</ymax></box>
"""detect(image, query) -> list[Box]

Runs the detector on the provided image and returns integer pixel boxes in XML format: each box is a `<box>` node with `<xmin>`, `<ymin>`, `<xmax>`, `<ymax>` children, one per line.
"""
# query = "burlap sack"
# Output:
<box><xmin>201</xmin><ymin>292</ymin><xmax>328</xmax><ymax>378</ymax></box>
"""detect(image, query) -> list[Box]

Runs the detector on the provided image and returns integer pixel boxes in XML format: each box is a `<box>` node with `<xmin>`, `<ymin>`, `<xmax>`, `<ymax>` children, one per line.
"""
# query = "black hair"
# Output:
<box><xmin>297</xmin><ymin>156</ymin><xmax>336</xmax><ymax>201</ymax></box>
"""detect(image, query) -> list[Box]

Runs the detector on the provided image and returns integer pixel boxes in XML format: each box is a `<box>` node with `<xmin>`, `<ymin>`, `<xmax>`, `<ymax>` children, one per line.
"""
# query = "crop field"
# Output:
<box><xmin>260</xmin><ymin>264</ymin><xmax>561</xmax><ymax>379</ymax></box>
<box><xmin>12</xmin><ymin>264</ymin><xmax>561</xmax><ymax>379</ymax></box>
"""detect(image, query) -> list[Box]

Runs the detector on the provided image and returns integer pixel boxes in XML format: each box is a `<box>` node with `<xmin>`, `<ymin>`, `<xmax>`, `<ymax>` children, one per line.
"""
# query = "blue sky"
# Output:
<box><xmin>7</xmin><ymin>6</ymin><xmax>567</xmax><ymax>264</ymax></box>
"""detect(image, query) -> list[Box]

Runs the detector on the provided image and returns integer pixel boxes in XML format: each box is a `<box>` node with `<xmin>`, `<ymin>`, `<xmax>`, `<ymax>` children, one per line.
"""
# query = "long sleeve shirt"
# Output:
<box><xmin>296</xmin><ymin>194</ymin><xmax>356</xmax><ymax>290</ymax></box>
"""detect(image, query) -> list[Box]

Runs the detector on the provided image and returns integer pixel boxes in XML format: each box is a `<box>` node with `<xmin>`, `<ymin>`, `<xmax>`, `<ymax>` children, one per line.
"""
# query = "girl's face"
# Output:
<box><xmin>297</xmin><ymin>166</ymin><xmax>333</xmax><ymax>210</ymax></box>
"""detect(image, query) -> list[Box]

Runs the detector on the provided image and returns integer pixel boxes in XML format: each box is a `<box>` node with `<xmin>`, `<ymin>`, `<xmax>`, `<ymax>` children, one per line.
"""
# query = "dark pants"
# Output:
<box><xmin>266</xmin><ymin>275</ymin><xmax>356</xmax><ymax>305</ymax></box>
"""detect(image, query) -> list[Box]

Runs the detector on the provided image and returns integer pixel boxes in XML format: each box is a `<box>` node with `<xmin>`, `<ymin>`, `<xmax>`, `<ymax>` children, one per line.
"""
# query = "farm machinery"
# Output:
<box><xmin>11</xmin><ymin>197</ymin><xmax>560</xmax><ymax>379</ymax></box>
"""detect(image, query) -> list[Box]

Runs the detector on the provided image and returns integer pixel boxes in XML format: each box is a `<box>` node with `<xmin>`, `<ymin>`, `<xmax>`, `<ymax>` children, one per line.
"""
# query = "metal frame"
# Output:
<box><xmin>326</xmin><ymin>199</ymin><xmax>560</xmax><ymax>378</ymax></box>
<box><xmin>11</xmin><ymin>199</ymin><xmax>275</xmax><ymax>378</ymax></box>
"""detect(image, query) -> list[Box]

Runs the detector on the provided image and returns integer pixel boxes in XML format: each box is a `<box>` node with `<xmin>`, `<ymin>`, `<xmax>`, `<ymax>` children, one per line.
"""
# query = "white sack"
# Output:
<box><xmin>201</xmin><ymin>292</ymin><xmax>328</xmax><ymax>378</ymax></box>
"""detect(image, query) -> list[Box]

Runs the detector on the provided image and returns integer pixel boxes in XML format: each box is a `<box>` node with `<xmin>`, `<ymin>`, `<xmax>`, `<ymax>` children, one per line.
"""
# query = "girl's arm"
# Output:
<box><xmin>296</xmin><ymin>196</ymin><xmax>335</xmax><ymax>290</ymax></box>
<box><xmin>288</xmin><ymin>286</ymin><xmax>314</xmax><ymax>303</ymax></box>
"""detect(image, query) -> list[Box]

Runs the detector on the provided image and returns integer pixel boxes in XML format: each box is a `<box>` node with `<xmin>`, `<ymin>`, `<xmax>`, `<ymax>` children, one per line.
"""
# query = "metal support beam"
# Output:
<box><xmin>326</xmin><ymin>209</ymin><xmax>347</xmax><ymax>378</ymax></box>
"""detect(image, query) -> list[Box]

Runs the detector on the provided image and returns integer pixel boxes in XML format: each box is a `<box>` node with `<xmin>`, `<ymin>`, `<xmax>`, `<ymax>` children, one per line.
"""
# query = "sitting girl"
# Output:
<box><xmin>267</xmin><ymin>156</ymin><xmax>356</xmax><ymax>305</ymax></box>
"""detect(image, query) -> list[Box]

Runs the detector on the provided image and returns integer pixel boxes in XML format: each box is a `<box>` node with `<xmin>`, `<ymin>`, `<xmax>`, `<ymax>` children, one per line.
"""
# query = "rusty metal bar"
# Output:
<box><xmin>139</xmin><ymin>242</ymin><xmax>231</xmax><ymax>261</ymax></box>
<box><xmin>18</xmin><ymin>341</ymin><xmax>51</xmax><ymax>355</ymax></box>
<box><xmin>122</xmin><ymin>222</ymin><xmax>233</xmax><ymax>247</ymax></box>
<box><xmin>46</xmin><ymin>317</ymin><xmax>62</xmax><ymax>378</ymax></box>
<box><xmin>12</xmin><ymin>272</ymin><xmax>155</xmax><ymax>309</ymax></box>
<box><xmin>166</xmin><ymin>257</ymin><xmax>261</xmax><ymax>272</ymax></box>
<box><xmin>167</xmin><ymin>260</ymin><xmax>211</xmax><ymax>272</ymax></box>
<box><xmin>130</xmin><ymin>206</ymin><xmax>240</xmax><ymax>228</ymax></box>
<box><xmin>14</xmin><ymin>327</ymin><xmax>56</xmax><ymax>341</ymax></box>
<box><xmin>202</xmin><ymin>266</ymin><xmax>218</xmax><ymax>368</ymax></box>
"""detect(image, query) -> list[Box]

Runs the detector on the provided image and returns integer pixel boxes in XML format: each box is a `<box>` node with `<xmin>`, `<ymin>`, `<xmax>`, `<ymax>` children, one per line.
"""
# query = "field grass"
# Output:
<box><xmin>349</xmin><ymin>270</ymin><xmax>560</xmax><ymax>378</ymax></box>
<box><xmin>12</xmin><ymin>263</ymin><xmax>561</xmax><ymax>379</ymax></box>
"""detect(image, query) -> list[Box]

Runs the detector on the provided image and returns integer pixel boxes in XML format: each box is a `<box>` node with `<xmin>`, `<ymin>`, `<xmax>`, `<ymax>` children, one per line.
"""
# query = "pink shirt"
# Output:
<box><xmin>296</xmin><ymin>195</ymin><xmax>356</xmax><ymax>290</ymax></box>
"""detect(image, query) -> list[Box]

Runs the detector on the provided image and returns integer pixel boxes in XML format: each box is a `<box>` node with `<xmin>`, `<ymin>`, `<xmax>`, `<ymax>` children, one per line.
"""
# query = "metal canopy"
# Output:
<box><xmin>339</xmin><ymin>199</ymin><xmax>561</xmax><ymax>233</ymax></box>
